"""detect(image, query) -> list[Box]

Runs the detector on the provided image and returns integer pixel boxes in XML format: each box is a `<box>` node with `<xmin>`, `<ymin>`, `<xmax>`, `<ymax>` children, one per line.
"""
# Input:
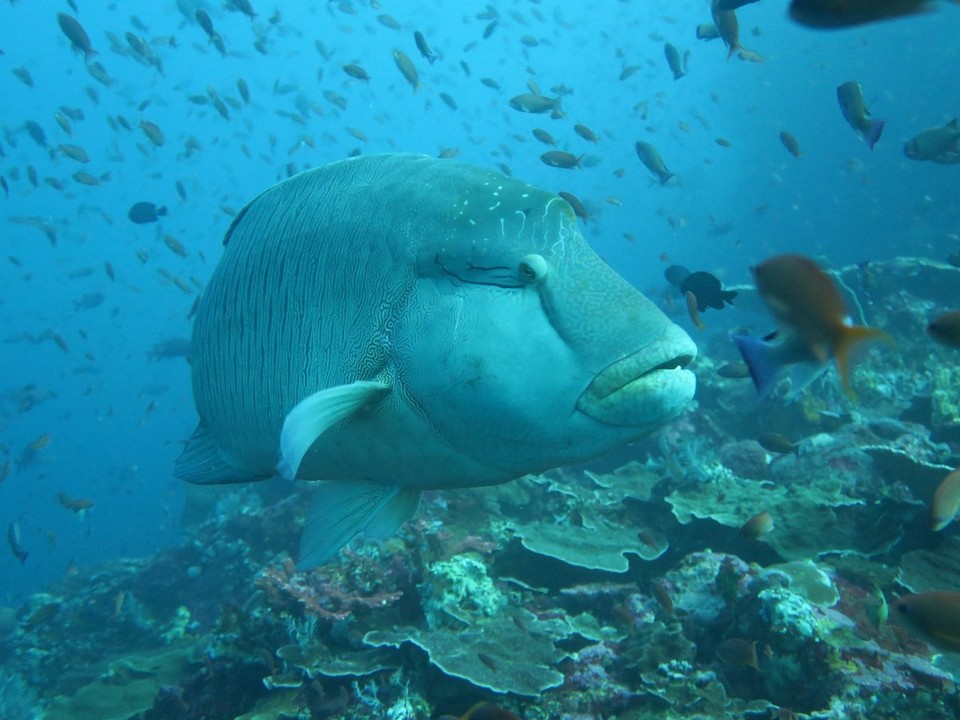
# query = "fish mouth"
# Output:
<box><xmin>578</xmin><ymin>325</ymin><xmax>697</xmax><ymax>426</ymax></box>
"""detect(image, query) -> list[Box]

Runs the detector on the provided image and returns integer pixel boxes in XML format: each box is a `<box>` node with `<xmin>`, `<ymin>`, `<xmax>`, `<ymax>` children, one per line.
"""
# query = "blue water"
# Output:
<box><xmin>1</xmin><ymin>0</ymin><xmax>958</xmax><ymax>604</ymax></box>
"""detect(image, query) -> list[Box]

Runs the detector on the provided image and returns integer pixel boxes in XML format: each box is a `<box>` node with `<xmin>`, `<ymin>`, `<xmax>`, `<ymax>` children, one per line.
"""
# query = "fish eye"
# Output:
<box><xmin>518</xmin><ymin>254</ymin><xmax>547</xmax><ymax>283</ymax></box>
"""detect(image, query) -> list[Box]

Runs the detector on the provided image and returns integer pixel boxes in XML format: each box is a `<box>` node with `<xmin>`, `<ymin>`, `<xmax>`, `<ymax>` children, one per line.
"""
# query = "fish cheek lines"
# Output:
<box><xmin>432</xmin><ymin>253</ymin><xmax>564</xmax><ymax>345</ymax></box>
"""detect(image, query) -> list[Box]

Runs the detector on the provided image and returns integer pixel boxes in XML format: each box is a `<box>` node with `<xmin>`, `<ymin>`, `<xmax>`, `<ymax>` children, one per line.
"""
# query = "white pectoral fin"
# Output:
<box><xmin>297</xmin><ymin>481</ymin><xmax>423</xmax><ymax>569</ymax></box>
<box><xmin>277</xmin><ymin>380</ymin><xmax>390</xmax><ymax>480</ymax></box>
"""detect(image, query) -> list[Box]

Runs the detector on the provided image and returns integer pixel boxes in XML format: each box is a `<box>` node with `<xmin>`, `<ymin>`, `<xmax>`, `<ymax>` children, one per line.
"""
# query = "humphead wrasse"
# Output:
<box><xmin>177</xmin><ymin>154</ymin><xmax>697</xmax><ymax>567</ymax></box>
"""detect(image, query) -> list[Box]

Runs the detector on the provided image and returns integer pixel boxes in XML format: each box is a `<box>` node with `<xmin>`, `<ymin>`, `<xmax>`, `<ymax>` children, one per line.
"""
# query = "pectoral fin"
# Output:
<box><xmin>277</xmin><ymin>380</ymin><xmax>390</xmax><ymax>480</ymax></box>
<box><xmin>297</xmin><ymin>480</ymin><xmax>422</xmax><ymax>569</ymax></box>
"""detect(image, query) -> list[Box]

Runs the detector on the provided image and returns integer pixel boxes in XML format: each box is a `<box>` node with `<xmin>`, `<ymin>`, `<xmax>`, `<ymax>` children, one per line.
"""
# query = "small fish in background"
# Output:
<box><xmin>7</xmin><ymin>521</ymin><xmax>28</xmax><ymax>563</ymax></box>
<box><xmin>739</xmin><ymin>509</ymin><xmax>774</xmax><ymax>539</ymax></box>
<box><xmin>758</xmin><ymin>433</ymin><xmax>800</xmax><ymax>455</ymax></box>
<box><xmin>892</xmin><ymin>591</ymin><xmax>960</xmax><ymax>653</ymax></box>
<box><xmin>664</xmin><ymin>42</ymin><xmax>687</xmax><ymax>79</ymax></box>
<box><xmin>57</xmin><ymin>12</ymin><xmax>97</xmax><ymax>59</ymax></box>
<box><xmin>931</xmin><ymin>468</ymin><xmax>960</xmax><ymax>531</ymax></box>
<box><xmin>903</xmin><ymin>119</ymin><xmax>960</xmax><ymax>163</ymax></box>
<box><xmin>226</xmin><ymin>0</ymin><xmax>256</xmax><ymax>18</ymax></box>
<box><xmin>413</xmin><ymin>31</ymin><xmax>438</xmax><ymax>64</ymax></box>
<box><xmin>342</xmin><ymin>64</ymin><xmax>370</xmax><ymax>82</ymax></box>
<box><xmin>779</xmin><ymin>130</ymin><xmax>802</xmax><ymax>158</ymax></box>
<box><xmin>56</xmin><ymin>491</ymin><xmax>95</xmax><ymax>515</ymax></box>
<box><xmin>837</xmin><ymin>81</ymin><xmax>885</xmax><ymax>150</ymax></box>
<box><xmin>540</xmin><ymin>151</ymin><xmax>582</xmax><ymax>169</ymax></box>
<box><xmin>574</xmin><ymin>123</ymin><xmax>600</xmax><ymax>143</ymax></box>
<box><xmin>716</xmin><ymin>637</ymin><xmax>760</xmax><ymax>670</ymax></box>
<box><xmin>128</xmin><ymin>201</ymin><xmax>167</xmax><ymax>224</ymax></box>
<box><xmin>733</xmin><ymin>253</ymin><xmax>889</xmax><ymax>398</ymax></box>
<box><xmin>717</xmin><ymin>361</ymin><xmax>751</xmax><ymax>379</ymax></box>
<box><xmin>533</xmin><ymin>128</ymin><xmax>557</xmax><ymax>146</ymax></box>
<box><xmin>790</xmin><ymin>0</ymin><xmax>947</xmax><ymax>28</ymax></box>
<box><xmin>636</xmin><ymin>140</ymin><xmax>675</xmax><ymax>184</ymax></box>
<box><xmin>650</xmin><ymin>579</ymin><xmax>675</xmax><ymax>615</ymax></box>
<box><xmin>558</xmin><ymin>191</ymin><xmax>588</xmax><ymax>223</ymax></box>
<box><xmin>509</xmin><ymin>93</ymin><xmax>564</xmax><ymax>119</ymax></box>
<box><xmin>392</xmin><ymin>49</ymin><xmax>421</xmax><ymax>92</ymax></box>
<box><xmin>139</xmin><ymin>120</ymin><xmax>165</xmax><ymax>147</ymax></box>
<box><xmin>696</xmin><ymin>22</ymin><xmax>721</xmax><ymax>40</ymax></box>
<box><xmin>927</xmin><ymin>310</ymin><xmax>960</xmax><ymax>347</ymax></box>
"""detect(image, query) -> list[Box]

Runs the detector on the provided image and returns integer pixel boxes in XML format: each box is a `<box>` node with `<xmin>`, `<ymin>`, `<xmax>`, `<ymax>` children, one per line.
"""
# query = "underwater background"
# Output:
<box><xmin>2</xmin><ymin>1</ymin><xmax>960</xmax><ymax>719</ymax></box>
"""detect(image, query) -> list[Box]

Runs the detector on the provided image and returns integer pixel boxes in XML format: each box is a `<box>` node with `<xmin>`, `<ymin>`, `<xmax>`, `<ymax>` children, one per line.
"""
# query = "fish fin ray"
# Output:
<box><xmin>297</xmin><ymin>481</ymin><xmax>407</xmax><ymax>569</ymax></box>
<box><xmin>176</xmin><ymin>422</ymin><xmax>266</xmax><ymax>484</ymax></box>
<box><xmin>364</xmin><ymin>487</ymin><xmax>422</xmax><ymax>540</ymax></box>
<box><xmin>278</xmin><ymin>380</ymin><xmax>390</xmax><ymax>480</ymax></box>
<box><xmin>733</xmin><ymin>334</ymin><xmax>782</xmax><ymax>398</ymax></box>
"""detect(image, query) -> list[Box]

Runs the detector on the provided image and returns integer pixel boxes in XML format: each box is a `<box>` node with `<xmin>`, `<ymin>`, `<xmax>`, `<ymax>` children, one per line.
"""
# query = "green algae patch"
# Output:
<box><xmin>44</xmin><ymin>644</ymin><xmax>197</xmax><ymax>720</ymax></box>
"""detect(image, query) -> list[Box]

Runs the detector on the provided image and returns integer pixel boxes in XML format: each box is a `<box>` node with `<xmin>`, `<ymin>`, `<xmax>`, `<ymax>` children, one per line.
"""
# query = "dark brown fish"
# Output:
<box><xmin>651</xmin><ymin>580</ymin><xmax>675</xmax><ymax>615</ymax></box>
<box><xmin>758</xmin><ymin>433</ymin><xmax>799</xmax><ymax>455</ymax></box>
<box><xmin>57</xmin><ymin>13</ymin><xmax>96</xmax><ymax>58</ymax></box>
<box><xmin>128</xmin><ymin>201</ymin><xmax>167</xmax><ymax>224</ymax></box>
<box><xmin>739</xmin><ymin>510</ymin><xmax>774</xmax><ymax>539</ymax></box>
<box><xmin>928</xmin><ymin>310</ymin><xmax>960</xmax><ymax>347</ymax></box>
<box><xmin>716</xmin><ymin>638</ymin><xmax>759</xmax><ymax>669</ymax></box>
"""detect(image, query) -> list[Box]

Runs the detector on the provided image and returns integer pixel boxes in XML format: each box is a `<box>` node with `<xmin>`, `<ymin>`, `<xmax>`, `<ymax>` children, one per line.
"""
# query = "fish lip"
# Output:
<box><xmin>577</xmin><ymin>326</ymin><xmax>697</xmax><ymax>426</ymax></box>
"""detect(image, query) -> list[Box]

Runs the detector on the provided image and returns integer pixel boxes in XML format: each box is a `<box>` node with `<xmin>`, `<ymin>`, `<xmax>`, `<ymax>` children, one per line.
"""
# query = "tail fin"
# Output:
<box><xmin>733</xmin><ymin>334</ymin><xmax>781</xmax><ymax>398</ymax></box>
<box><xmin>865</xmin><ymin>119</ymin><xmax>885</xmax><ymax>150</ymax></box>
<box><xmin>834</xmin><ymin>325</ymin><xmax>891</xmax><ymax>398</ymax></box>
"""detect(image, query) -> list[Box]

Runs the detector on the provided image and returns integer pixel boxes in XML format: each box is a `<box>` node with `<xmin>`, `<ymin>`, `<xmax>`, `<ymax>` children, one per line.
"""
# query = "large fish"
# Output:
<box><xmin>177</xmin><ymin>154</ymin><xmax>697</xmax><ymax>567</ymax></box>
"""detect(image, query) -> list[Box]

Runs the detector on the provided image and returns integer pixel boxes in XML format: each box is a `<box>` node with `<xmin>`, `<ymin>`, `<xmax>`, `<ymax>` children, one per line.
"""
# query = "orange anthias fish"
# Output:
<box><xmin>931</xmin><ymin>468</ymin><xmax>960</xmax><ymax>531</ymax></box>
<box><xmin>893</xmin><ymin>591</ymin><xmax>960</xmax><ymax>653</ymax></box>
<box><xmin>733</xmin><ymin>253</ymin><xmax>889</xmax><ymax>398</ymax></box>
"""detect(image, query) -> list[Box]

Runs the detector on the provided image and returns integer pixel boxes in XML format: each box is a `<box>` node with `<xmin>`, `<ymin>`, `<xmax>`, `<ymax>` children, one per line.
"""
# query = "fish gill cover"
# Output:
<box><xmin>1</xmin><ymin>1</ymin><xmax>960</xmax><ymax>719</ymax></box>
